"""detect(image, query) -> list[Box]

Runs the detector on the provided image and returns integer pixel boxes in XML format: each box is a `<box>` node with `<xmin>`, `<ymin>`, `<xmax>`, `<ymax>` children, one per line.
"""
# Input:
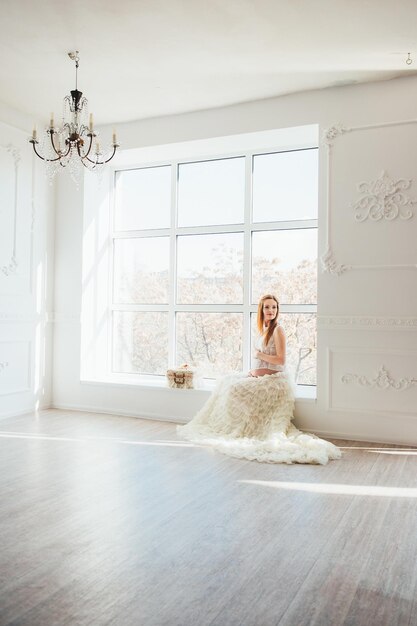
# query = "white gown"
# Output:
<box><xmin>177</xmin><ymin>331</ymin><xmax>341</xmax><ymax>465</ymax></box>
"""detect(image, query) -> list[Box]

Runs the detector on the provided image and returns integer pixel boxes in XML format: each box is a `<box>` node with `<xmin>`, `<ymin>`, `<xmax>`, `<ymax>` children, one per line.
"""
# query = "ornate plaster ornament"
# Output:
<box><xmin>6</xmin><ymin>144</ymin><xmax>21</xmax><ymax>165</ymax></box>
<box><xmin>320</xmin><ymin>247</ymin><xmax>350</xmax><ymax>275</ymax></box>
<box><xmin>0</xmin><ymin>362</ymin><xmax>9</xmax><ymax>373</ymax></box>
<box><xmin>1</xmin><ymin>255</ymin><xmax>18</xmax><ymax>277</ymax></box>
<box><xmin>322</xmin><ymin>124</ymin><xmax>349</xmax><ymax>146</ymax></box>
<box><xmin>352</xmin><ymin>171</ymin><xmax>415</xmax><ymax>222</ymax></box>
<box><xmin>342</xmin><ymin>365</ymin><xmax>417</xmax><ymax>391</ymax></box>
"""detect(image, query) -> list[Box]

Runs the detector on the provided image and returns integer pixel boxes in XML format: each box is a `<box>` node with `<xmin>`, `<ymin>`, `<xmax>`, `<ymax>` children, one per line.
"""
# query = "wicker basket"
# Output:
<box><xmin>166</xmin><ymin>364</ymin><xmax>195</xmax><ymax>389</ymax></box>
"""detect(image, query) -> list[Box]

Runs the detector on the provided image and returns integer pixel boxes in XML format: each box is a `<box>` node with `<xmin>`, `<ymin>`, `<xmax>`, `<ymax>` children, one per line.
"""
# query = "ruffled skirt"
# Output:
<box><xmin>177</xmin><ymin>372</ymin><xmax>341</xmax><ymax>465</ymax></box>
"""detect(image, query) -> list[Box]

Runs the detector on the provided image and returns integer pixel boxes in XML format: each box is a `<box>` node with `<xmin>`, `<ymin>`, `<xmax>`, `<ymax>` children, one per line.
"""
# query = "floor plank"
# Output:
<box><xmin>0</xmin><ymin>409</ymin><xmax>416</xmax><ymax>626</ymax></box>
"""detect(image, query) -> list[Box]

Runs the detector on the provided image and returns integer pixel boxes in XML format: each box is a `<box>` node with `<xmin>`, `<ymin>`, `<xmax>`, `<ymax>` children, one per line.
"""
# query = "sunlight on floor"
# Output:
<box><xmin>367</xmin><ymin>450</ymin><xmax>417</xmax><ymax>455</ymax></box>
<box><xmin>239</xmin><ymin>480</ymin><xmax>417</xmax><ymax>498</ymax></box>
<box><xmin>0</xmin><ymin>431</ymin><xmax>197</xmax><ymax>447</ymax></box>
<box><xmin>339</xmin><ymin>446</ymin><xmax>417</xmax><ymax>455</ymax></box>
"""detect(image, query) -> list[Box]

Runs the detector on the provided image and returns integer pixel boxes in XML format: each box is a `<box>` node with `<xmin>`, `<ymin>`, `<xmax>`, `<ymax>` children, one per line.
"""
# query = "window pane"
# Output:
<box><xmin>253</xmin><ymin>149</ymin><xmax>318</xmax><ymax>222</ymax></box>
<box><xmin>176</xmin><ymin>312</ymin><xmax>243</xmax><ymax>377</ymax></box>
<box><xmin>252</xmin><ymin>229</ymin><xmax>317</xmax><ymax>305</ymax></box>
<box><xmin>115</xmin><ymin>166</ymin><xmax>171</xmax><ymax>231</ymax></box>
<box><xmin>114</xmin><ymin>237</ymin><xmax>169</xmax><ymax>304</ymax></box>
<box><xmin>177</xmin><ymin>233</ymin><xmax>243</xmax><ymax>304</ymax></box>
<box><xmin>251</xmin><ymin>313</ymin><xmax>316</xmax><ymax>386</ymax></box>
<box><xmin>113</xmin><ymin>312</ymin><xmax>168</xmax><ymax>375</ymax></box>
<box><xmin>178</xmin><ymin>158</ymin><xmax>245</xmax><ymax>227</ymax></box>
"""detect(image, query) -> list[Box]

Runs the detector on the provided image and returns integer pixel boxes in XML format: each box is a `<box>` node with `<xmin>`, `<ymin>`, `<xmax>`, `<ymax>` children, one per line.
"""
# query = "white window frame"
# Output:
<box><xmin>109</xmin><ymin>146</ymin><xmax>318</xmax><ymax>386</ymax></box>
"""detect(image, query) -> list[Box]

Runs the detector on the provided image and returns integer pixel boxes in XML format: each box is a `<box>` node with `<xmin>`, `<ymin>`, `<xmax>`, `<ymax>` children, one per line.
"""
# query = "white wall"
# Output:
<box><xmin>0</xmin><ymin>104</ymin><xmax>55</xmax><ymax>417</ymax></box>
<box><xmin>53</xmin><ymin>75</ymin><xmax>417</xmax><ymax>444</ymax></box>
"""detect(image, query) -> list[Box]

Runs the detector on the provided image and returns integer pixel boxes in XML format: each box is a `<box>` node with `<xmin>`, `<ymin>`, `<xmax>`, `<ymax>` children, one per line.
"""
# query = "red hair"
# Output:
<box><xmin>257</xmin><ymin>294</ymin><xmax>279</xmax><ymax>347</ymax></box>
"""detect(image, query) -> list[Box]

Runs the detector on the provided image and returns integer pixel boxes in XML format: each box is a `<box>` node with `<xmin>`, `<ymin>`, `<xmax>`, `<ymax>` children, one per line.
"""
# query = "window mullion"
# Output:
<box><xmin>250</xmin><ymin>219</ymin><xmax>317</xmax><ymax>231</ymax></box>
<box><xmin>242</xmin><ymin>153</ymin><xmax>252</xmax><ymax>371</ymax></box>
<box><xmin>174</xmin><ymin>304</ymin><xmax>243</xmax><ymax>313</ymax></box>
<box><xmin>168</xmin><ymin>162</ymin><xmax>178</xmax><ymax>368</ymax></box>
<box><xmin>108</xmin><ymin>170</ymin><xmax>116</xmax><ymax>377</ymax></box>
<box><xmin>174</xmin><ymin>223</ymin><xmax>245</xmax><ymax>236</ymax></box>
<box><xmin>279</xmin><ymin>303</ymin><xmax>317</xmax><ymax>314</ymax></box>
<box><xmin>111</xmin><ymin>304</ymin><xmax>169</xmax><ymax>312</ymax></box>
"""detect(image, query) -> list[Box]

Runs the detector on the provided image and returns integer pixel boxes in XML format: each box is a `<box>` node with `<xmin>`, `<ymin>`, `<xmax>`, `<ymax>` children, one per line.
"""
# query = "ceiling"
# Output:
<box><xmin>1</xmin><ymin>0</ymin><xmax>416</xmax><ymax>125</ymax></box>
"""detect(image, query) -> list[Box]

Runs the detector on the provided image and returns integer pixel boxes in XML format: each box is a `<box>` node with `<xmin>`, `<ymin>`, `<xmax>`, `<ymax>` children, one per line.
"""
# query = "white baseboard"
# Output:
<box><xmin>51</xmin><ymin>402</ymin><xmax>187</xmax><ymax>424</ymax></box>
<box><xmin>44</xmin><ymin>403</ymin><xmax>417</xmax><ymax>447</ymax></box>
<box><xmin>307</xmin><ymin>428</ymin><xmax>417</xmax><ymax>448</ymax></box>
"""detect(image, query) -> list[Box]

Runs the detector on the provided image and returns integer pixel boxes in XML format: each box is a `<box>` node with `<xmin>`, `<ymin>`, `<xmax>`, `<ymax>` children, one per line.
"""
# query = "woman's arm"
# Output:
<box><xmin>248</xmin><ymin>368</ymin><xmax>278</xmax><ymax>377</ymax></box>
<box><xmin>255</xmin><ymin>326</ymin><xmax>286</xmax><ymax>366</ymax></box>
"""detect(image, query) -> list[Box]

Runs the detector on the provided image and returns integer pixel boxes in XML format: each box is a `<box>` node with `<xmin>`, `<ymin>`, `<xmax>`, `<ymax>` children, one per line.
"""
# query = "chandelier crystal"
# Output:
<box><xmin>29</xmin><ymin>51</ymin><xmax>119</xmax><ymax>185</ymax></box>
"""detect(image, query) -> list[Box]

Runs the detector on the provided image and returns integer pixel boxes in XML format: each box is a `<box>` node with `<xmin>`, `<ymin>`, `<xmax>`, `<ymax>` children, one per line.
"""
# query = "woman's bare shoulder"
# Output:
<box><xmin>274</xmin><ymin>324</ymin><xmax>285</xmax><ymax>337</ymax></box>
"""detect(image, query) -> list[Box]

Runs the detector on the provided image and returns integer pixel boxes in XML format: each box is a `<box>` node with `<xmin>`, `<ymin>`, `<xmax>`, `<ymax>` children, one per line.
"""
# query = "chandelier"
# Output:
<box><xmin>29</xmin><ymin>51</ymin><xmax>118</xmax><ymax>183</ymax></box>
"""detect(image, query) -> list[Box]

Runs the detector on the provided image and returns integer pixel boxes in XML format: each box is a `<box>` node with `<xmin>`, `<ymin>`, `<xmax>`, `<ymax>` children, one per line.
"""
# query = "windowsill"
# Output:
<box><xmin>294</xmin><ymin>385</ymin><xmax>317</xmax><ymax>400</ymax></box>
<box><xmin>80</xmin><ymin>375</ymin><xmax>317</xmax><ymax>400</ymax></box>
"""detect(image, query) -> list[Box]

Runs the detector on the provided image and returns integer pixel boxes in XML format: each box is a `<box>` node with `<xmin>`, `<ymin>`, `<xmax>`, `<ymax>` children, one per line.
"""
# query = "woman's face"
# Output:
<box><xmin>263</xmin><ymin>299</ymin><xmax>278</xmax><ymax>324</ymax></box>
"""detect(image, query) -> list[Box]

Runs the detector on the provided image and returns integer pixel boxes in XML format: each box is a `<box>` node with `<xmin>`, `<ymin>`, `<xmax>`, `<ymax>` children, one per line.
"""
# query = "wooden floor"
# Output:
<box><xmin>0</xmin><ymin>410</ymin><xmax>416</xmax><ymax>626</ymax></box>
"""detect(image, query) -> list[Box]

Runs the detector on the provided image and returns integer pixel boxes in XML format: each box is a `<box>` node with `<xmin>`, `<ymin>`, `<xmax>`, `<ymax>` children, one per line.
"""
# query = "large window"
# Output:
<box><xmin>111</xmin><ymin>147</ymin><xmax>318</xmax><ymax>386</ymax></box>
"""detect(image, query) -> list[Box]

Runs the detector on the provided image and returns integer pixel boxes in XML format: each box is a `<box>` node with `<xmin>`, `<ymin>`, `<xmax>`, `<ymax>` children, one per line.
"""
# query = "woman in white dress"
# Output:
<box><xmin>177</xmin><ymin>294</ymin><xmax>341</xmax><ymax>465</ymax></box>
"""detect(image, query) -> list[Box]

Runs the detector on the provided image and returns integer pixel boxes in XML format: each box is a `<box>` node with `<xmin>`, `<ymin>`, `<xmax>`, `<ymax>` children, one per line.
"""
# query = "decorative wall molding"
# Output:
<box><xmin>352</xmin><ymin>171</ymin><xmax>415</xmax><ymax>222</ymax></box>
<box><xmin>327</xmin><ymin>346</ymin><xmax>417</xmax><ymax>416</ymax></box>
<box><xmin>0</xmin><ymin>311</ymin><xmax>80</xmax><ymax>324</ymax></box>
<box><xmin>0</xmin><ymin>340</ymin><xmax>31</xmax><ymax>396</ymax></box>
<box><xmin>0</xmin><ymin>143</ymin><xmax>20</xmax><ymax>277</ymax></box>
<box><xmin>28</xmin><ymin>150</ymin><xmax>36</xmax><ymax>295</ymax></box>
<box><xmin>0</xmin><ymin>312</ymin><xmax>45</xmax><ymax>324</ymax></box>
<box><xmin>318</xmin><ymin>316</ymin><xmax>417</xmax><ymax>330</ymax></box>
<box><xmin>320</xmin><ymin>119</ymin><xmax>417</xmax><ymax>274</ymax></box>
<box><xmin>342</xmin><ymin>365</ymin><xmax>417</xmax><ymax>391</ymax></box>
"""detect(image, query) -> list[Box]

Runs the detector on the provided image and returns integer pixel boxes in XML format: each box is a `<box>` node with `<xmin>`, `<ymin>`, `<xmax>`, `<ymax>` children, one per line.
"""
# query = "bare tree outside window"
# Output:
<box><xmin>177</xmin><ymin>235</ymin><xmax>243</xmax><ymax>305</ymax></box>
<box><xmin>177</xmin><ymin>312</ymin><xmax>243</xmax><ymax>377</ymax></box>
<box><xmin>113</xmin><ymin>311</ymin><xmax>169</xmax><ymax>375</ymax></box>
